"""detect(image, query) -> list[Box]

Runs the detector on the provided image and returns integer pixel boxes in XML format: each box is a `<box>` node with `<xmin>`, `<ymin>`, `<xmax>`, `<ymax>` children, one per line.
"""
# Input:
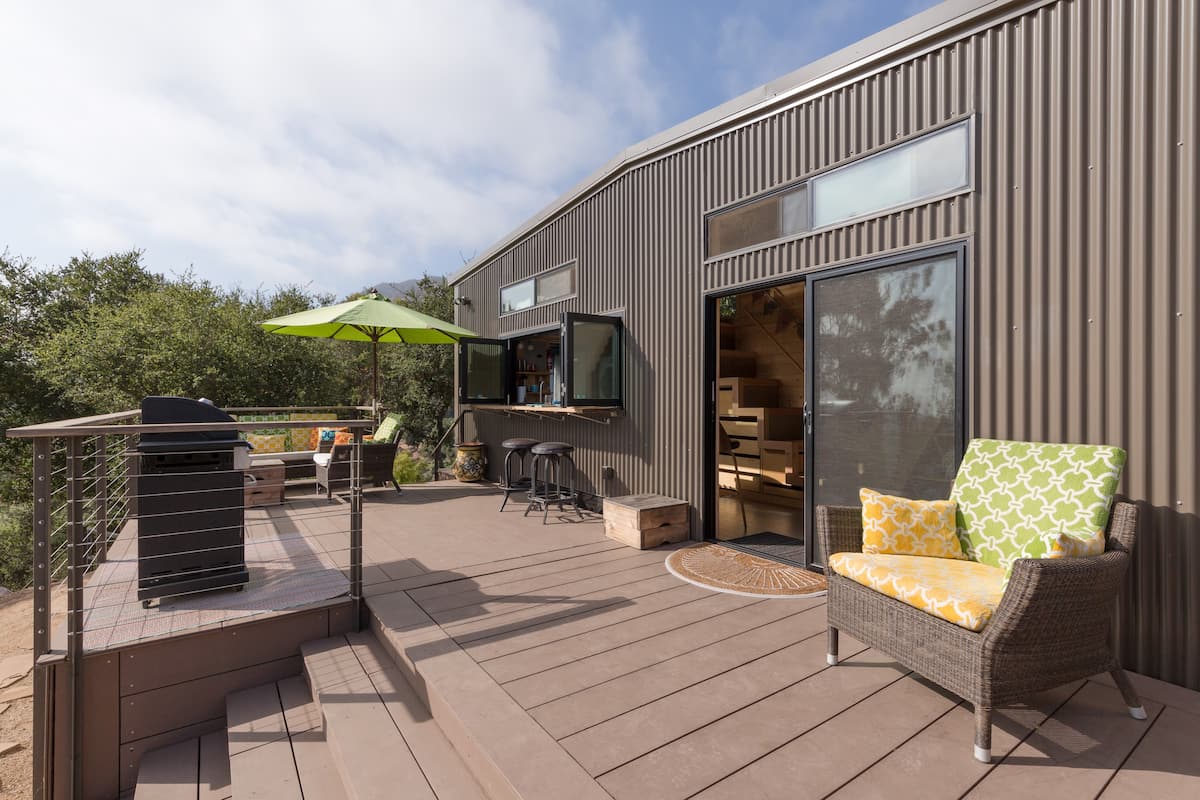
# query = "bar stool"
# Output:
<box><xmin>525</xmin><ymin>441</ymin><xmax>583</xmax><ymax>524</ymax></box>
<box><xmin>499</xmin><ymin>437</ymin><xmax>539</xmax><ymax>511</ymax></box>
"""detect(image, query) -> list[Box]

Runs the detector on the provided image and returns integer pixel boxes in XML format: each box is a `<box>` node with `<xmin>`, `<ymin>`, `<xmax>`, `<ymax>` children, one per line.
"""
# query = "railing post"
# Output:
<box><xmin>94</xmin><ymin>436</ymin><xmax>108</xmax><ymax>566</ymax></box>
<box><xmin>350</xmin><ymin>429</ymin><xmax>364</xmax><ymax>630</ymax></box>
<box><xmin>31</xmin><ymin>437</ymin><xmax>52</xmax><ymax>800</ymax></box>
<box><xmin>65</xmin><ymin>436</ymin><xmax>85</xmax><ymax>800</ymax></box>
<box><xmin>124</xmin><ymin>433</ymin><xmax>138</xmax><ymax>521</ymax></box>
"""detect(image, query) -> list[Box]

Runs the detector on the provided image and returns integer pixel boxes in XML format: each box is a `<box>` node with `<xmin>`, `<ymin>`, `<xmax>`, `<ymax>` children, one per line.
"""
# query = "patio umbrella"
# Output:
<box><xmin>260</xmin><ymin>290</ymin><xmax>476</xmax><ymax>409</ymax></box>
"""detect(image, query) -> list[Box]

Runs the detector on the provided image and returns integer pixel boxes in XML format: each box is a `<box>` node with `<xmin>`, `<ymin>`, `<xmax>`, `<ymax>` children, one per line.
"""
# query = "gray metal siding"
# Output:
<box><xmin>454</xmin><ymin>0</ymin><xmax>1198</xmax><ymax>690</ymax></box>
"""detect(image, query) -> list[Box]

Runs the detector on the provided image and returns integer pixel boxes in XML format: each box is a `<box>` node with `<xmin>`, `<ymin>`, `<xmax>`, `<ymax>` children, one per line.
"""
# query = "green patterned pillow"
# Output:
<box><xmin>950</xmin><ymin>439</ymin><xmax>1126</xmax><ymax>571</ymax></box>
<box><xmin>372</xmin><ymin>413</ymin><xmax>402</xmax><ymax>444</ymax></box>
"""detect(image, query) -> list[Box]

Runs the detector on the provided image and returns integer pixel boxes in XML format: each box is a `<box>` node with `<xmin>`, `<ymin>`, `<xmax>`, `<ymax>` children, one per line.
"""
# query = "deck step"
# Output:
<box><xmin>134</xmin><ymin>731</ymin><xmax>232</xmax><ymax>800</ymax></box>
<box><xmin>301</xmin><ymin>632</ymin><xmax>487</xmax><ymax>800</ymax></box>
<box><xmin>226</xmin><ymin>679</ymin><xmax>348</xmax><ymax>799</ymax></box>
<box><xmin>366</xmin><ymin>591</ymin><xmax>612</xmax><ymax>800</ymax></box>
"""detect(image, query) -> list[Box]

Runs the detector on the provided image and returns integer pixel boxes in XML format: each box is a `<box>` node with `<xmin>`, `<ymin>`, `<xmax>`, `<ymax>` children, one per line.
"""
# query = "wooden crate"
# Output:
<box><xmin>603</xmin><ymin>494</ymin><xmax>689</xmax><ymax>549</ymax></box>
<box><xmin>245</xmin><ymin>459</ymin><xmax>285</xmax><ymax>507</ymax></box>
<box><xmin>717</xmin><ymin>377</ymin><xmax>779</xmax><ymax>415</ymax></box>
<box><xmin>759</xmin><ymin>440</ymin><xmax>803</xmax><ymax>488</ymax></box>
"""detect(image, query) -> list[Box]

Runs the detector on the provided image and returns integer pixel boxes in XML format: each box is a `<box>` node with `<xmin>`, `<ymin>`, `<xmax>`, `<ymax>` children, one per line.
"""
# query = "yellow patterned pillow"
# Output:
<box><xmin>1045</xmin><ymin>529</ymin><xmax>1106</xmax><ymax>558</ymax></box>
<box><xmin>246</xmin><ymin>432</ymin><xmax>288</xmax><ymax>454</ymax></box>
<box><xmin>860</xmin><ymin>488</ymin><xmax>965</xmax><ymax>559</ymax></box>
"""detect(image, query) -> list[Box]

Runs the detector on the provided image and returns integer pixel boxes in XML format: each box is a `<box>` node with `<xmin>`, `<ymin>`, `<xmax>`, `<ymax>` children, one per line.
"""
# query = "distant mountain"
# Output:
<box><xmin>373</xmin><ymin>277</ymin><xmax>445</xmax><ymax>301</ymax></box>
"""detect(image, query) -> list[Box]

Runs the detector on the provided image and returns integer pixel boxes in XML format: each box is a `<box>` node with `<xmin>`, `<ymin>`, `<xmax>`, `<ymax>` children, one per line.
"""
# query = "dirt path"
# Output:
<box><xmin>0</xmin><ymin>589</ymin><xmax>35</xmax><ymax>800</ymax></box>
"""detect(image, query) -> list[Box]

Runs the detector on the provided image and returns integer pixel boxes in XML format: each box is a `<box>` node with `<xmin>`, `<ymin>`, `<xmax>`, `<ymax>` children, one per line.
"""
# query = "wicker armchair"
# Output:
<box><xmin>818</xmin><ymin>500</ymin><xmax>1145</xmax><ymax>763</ymax></box>
<box><xmin>316</xmin><ymin>441</ymin><xmax>401</xmax><ymax>500</ymax></box>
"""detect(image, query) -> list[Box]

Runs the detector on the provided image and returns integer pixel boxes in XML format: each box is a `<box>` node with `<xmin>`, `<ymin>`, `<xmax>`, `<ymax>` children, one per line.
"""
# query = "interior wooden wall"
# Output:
<box><xmin>728</xmin><ymin>281</ymin><xmax>805</xmax><ymax>407</ymax></box>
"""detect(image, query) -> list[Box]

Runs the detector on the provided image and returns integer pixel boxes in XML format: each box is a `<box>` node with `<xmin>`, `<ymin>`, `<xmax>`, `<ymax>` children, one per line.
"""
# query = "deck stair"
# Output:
<box><xmin>132</xmin><ymin>631</ymin><xmax>486</xmax><ymax>800</ymax></box>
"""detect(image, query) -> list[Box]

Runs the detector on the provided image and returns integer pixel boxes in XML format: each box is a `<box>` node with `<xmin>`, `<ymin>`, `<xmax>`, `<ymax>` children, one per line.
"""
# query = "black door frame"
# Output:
<box><xmin>701</xmin><ymin>240</ymin><xmax>969</xmax><ymax>571</ymax></box>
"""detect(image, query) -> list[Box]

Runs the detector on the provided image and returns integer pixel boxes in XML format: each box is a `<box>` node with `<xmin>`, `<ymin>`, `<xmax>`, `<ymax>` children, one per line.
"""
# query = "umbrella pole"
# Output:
<box><xmin>372</xmin><ymin>339</ymin><xmax>379</xmax><ymax>420</ymax></box>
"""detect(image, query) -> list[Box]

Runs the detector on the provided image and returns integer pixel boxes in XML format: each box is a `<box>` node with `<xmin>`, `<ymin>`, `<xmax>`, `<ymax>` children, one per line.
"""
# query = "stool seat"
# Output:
<box><xmin>502</xmin><ymin>437</ymin><xmax>539</xmax><ymax>450</ymax></box>
<box><xmin>532</xmin><ymin>441</ymin><xmax>574</xmax><ymax>455</ymax></box>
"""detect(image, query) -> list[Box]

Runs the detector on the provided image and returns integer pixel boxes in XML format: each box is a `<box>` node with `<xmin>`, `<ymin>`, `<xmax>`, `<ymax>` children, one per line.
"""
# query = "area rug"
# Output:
<box><xmin>665</xmin><ymin>542</ymin><xmax>827</xmax><ymax>598</ymax></box>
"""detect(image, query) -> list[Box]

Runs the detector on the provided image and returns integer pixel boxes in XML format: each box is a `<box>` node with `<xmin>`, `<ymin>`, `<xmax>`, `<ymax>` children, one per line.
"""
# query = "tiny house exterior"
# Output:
<box><xmin>450</xmin><ymin>0</ymin><xmax>1199</xmax><ymax>691</ymax></box>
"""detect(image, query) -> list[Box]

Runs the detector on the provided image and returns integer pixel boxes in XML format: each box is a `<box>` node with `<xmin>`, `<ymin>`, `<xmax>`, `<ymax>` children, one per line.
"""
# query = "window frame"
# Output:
<box><xmin>498</xmin><ymin>261</ymin><xmax>579</xmax><ymax>317</ymax></box>
<box><xmin>561</xmin><ymin>312</ymin><xmax>624</xmax><ymax>408</ymax></box>
<box><xmin>703</xmin><ymin>116</ymin><xmax>974</xmax><ymax>261</ymax></box>
<box><xmin>456</xmin><ymin>337</ymin><xmax>510</xmax><ymax>405</ymax></box>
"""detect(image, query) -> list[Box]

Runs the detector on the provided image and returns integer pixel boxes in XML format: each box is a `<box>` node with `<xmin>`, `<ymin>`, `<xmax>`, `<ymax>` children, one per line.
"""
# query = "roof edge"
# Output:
<box><xmin>450</xmin><ymin>0</ymin><xmax>1021</xmax><ymax>286</ymax></box>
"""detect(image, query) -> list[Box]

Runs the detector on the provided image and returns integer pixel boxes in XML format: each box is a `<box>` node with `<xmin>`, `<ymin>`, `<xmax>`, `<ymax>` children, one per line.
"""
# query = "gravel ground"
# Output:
<box><xmin>0</xmin><ymin>589</ymin><xmax>35</xmax><ymax>800</ymax></box>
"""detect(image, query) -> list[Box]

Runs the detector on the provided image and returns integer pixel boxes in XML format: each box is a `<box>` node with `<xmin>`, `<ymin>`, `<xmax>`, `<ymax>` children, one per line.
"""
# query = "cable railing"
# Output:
<box><xmin>5</xmin><ymin>405</ymin><xmax>374</xmax><ymax>800</ymax></box>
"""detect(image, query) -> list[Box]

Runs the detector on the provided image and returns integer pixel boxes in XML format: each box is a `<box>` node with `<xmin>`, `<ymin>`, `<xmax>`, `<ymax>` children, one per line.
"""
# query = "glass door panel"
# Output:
<box><xmin>457</xmin><ymin>337</ymin><xmax>510</xmax><ymax>404</ymax></box>
<box><xmin>807</xmin><ymin>252</ymin><xmax>962</xmax><ymax>568</ymax></box>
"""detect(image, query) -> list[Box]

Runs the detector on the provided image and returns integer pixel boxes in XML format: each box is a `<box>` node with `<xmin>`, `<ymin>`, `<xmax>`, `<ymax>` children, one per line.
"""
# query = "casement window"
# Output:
<box><xmin>458</xmin><ymin>312</ymin><xmax>624</xmax><ymax>408</ymax></box>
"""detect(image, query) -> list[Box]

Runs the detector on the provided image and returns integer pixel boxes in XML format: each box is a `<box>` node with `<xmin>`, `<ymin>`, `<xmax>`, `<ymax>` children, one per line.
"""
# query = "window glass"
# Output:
<box><xmin>707</xmin><ymin>185</ymin><xmax>809</xmax><ymax>257</ymax></box>
<box><xmin>536</xmin><ymin>265</ymin><xmax>575</xmax><ymax>303</ymax></box>
<box><xmin>812</xmin><ymin>123</ymin><xmax>969</xmax><ymax>228</ymax></box>
<box><xmin>500</xmin><ymin>280</ymin><xmax>534</xmax><ymax>314</ymax></box>
<box><xmin>568</xmin><ymin>319</ymin><xmax>621</xmax><ymax>403</ymax></box>
<box><xmin>463</xmin><ymin>341</ymin><xmax>507</xmax><ymax>401</ymax></box>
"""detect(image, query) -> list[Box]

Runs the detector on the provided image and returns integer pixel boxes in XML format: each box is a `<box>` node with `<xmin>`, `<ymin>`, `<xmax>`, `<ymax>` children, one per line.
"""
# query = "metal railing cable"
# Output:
<box><xmin>6</xmin><ymin>408</ymin><xmax>372</xmax><ymax>800</ymax></box>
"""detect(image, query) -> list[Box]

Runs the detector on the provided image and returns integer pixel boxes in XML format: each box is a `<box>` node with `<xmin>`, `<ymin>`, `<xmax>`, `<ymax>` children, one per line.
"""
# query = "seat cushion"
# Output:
<box><xmin>859</xmin><ymin>488</ymin><xmax>965</xmax><ymax>559</ymax></box>
<box><xmin>828</xmin><ymin>552</ymin><xmax>1006</xmax><ymax>632</ymax></box>
<box><xmin>950</xmin><ymin>439</ymin><xmax>1125</xmax><ymax>571</ymax></box>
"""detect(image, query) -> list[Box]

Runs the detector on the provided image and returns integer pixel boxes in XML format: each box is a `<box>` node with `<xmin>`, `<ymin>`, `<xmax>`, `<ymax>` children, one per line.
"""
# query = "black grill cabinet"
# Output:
<box><xmin>136</xmin><ymin>396</ymin><xmax>250</xmax><ymax>605</ymax></box>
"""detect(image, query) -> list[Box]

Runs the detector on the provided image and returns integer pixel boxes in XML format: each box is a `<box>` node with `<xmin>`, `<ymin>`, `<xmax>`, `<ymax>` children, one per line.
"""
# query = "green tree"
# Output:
<box><xmin>378</xmin><ymin>276</ymin><xmax>456</xmax><ymax>472</ymax></box>
<box><xmin>35</xmin><ymin>276</ymin><xmax>352</xmax><ymax>411</ymax></box>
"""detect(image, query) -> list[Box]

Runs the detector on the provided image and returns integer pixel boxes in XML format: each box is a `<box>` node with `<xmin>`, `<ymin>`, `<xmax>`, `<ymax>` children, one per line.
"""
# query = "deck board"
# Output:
<box><xmin>111</xmin><ymin>482</ymin><xmax>1200</xmax><ymax>800</ymax></box>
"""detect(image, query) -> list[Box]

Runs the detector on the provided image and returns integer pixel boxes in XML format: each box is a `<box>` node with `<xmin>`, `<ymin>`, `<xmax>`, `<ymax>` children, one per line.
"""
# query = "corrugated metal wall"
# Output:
<box><xmin>454</xmin><ymin>0</ymin><xmax>1198</xmax><ymax>690</ymax></box>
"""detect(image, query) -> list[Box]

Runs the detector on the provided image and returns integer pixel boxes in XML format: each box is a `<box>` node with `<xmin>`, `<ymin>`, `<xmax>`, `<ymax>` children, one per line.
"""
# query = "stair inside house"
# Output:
<box><xmin>131</xmin><ymin>631</ymin><xmax>487</xmax><ymax>800</ymax></box>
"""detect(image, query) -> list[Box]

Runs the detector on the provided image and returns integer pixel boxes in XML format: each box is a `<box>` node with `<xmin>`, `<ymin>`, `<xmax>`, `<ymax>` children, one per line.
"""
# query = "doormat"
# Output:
<box><xmin>665</xmin><ymin>542</ymin><xmax>827</xmax><ymax>599</ymax></box>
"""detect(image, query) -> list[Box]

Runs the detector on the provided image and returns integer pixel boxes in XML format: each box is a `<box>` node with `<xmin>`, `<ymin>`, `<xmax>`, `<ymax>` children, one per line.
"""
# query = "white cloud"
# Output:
<box><xmin>0</xmin><ymin>0</ymin><xmax>665</xmax><ymax>293</ymax></box>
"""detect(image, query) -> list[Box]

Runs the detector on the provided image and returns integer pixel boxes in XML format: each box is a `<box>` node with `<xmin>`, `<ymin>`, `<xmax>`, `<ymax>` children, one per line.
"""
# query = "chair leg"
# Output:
<box><xmin>826</xmin><ymin>627</ymin><xmax>839</xmax><ymax>666</ymax></box>
<box><xmin>1110</xmin><ymin>668</ymin><xmax>1148</xmax><ymax>719</ymax></box>
<box><xmin>974</xmin><ymin>705</ymin><xmax>992</xmax><ymax>763</ymax></box>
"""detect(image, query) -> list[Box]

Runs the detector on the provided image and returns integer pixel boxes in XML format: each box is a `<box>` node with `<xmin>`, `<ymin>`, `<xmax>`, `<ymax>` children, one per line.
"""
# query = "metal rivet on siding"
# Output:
<box><xmin>1177</xmin><ymin>500</ymin><xmax>1184</xmax><ymax>506</ymax></box>
<box><xmin>1012</xmin><ymin>326</ymin><xmax>1019</xmax><ymax>331</ymax></box>
<box><xmin>1088</xmin><ymin>165</ymin><xmax>1094</xmax><ymax>170</ymax></box>
<box><xmin>1088</xmin><ymin>318</ymin><xmax>1094</xmax><ymax>324</ymax></box>
<box><xmin>1176</xmin><ymin>311</ymin><xmax>1183</xmax><ymax>317</ymax></box>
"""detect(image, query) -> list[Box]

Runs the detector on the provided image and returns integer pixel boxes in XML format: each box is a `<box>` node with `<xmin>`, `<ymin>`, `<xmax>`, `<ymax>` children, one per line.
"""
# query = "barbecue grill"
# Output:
<box><xmin>136</xmin><ymin>396</ymin><xmax>251</xmax><ymax>605</ymax></box>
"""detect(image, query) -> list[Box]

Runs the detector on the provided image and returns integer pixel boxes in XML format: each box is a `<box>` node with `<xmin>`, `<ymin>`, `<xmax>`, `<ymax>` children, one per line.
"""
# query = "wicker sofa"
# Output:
<box><xmin>817</xmin><ymin>439</ymin><xmax>1146</xmax><ymax>763</ymax></box>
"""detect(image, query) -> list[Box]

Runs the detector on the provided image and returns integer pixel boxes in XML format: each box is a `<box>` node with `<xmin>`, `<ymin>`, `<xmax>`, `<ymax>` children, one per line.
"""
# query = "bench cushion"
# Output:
<box><xmin>829</xmin><ymin>552</ymin><xmax>1006</xmax><ymax>632</ymax></box>
<box><xmin>246</xmin><ymin>432</ymin><xmax>288</xmax><ymax>454</ymax></box>
<box><xmin>290</xmin><ymin>412</ymin><xmax>338</xmax><ymax>450</ymax></box>
<box><xmin>860</xmin><ymin>488</ymin><xmax>964</xmax><ymax>559</ymax></box>
<box><xmin>950</xmin><ymin>439</ymin><xmax>1125</xmax><ymax>571</ymax></box>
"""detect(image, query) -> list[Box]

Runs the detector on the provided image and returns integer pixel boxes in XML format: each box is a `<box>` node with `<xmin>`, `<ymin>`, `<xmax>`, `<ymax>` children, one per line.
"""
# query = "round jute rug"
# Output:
<box><xmin>665</xmin><ymin>542</ymin><xmax>827</xmax><ymax>599</ymax></box>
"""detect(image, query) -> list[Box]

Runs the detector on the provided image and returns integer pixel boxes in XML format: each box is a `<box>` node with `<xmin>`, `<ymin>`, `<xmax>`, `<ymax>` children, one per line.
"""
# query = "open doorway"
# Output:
<box><xmin>714</xmin><ymin>280</ymin><xmax>807</xmax><ymax>565</ymax></box>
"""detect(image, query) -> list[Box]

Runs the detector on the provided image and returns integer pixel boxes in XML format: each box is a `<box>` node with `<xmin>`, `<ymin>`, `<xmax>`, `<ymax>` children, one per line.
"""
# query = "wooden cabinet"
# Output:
<box><xmin>717</xmin><ymin>377</ymin><xmax>780</xmax><ymax>415</ymax></box>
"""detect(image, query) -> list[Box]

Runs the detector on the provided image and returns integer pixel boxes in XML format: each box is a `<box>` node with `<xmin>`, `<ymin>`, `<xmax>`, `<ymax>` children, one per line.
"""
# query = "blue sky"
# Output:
<box><xmin>0</xmin><ymin>0</ymin><xmax>937</xmax><ymax>297</ymax></box>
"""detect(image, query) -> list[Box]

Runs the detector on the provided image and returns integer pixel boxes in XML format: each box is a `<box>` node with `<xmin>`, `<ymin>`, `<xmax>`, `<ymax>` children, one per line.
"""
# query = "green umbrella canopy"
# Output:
<box><xmin>260</xmin><ymin>291</ymin><xmax>475</xmax><ymax>344</ymax></box>
<box><xmin>260</xmin><ymin>290</ymin><xmax>477</xmax><ymax>408</ymax></box>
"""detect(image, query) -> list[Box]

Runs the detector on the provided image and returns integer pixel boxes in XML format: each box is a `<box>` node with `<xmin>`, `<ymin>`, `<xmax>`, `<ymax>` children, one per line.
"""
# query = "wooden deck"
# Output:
<box><xmin>129</xmin><ymin>481</ymin><xmax>1200</xmax><ymax>798</ymax></box>
<box><xmin>353</xmin><ymin>482</ymin><xmax>1200</xmax><ymax>800</ymax></box>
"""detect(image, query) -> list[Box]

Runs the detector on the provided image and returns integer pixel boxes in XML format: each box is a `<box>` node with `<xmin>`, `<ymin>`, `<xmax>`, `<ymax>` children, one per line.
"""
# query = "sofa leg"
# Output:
<box><xmin>826</xmin><ymin>627</ymin><xmax>839</xmax><ymax>666</ymax></box>
<box><xmin>974</xmin><ymin>705</ymin><xmax>992</xmax><ymax>763</ymax></box>
<box><xmin>1110</xmin><ymin>668</ymin><xmax>1148</xmax><ymax>719</ymax></box>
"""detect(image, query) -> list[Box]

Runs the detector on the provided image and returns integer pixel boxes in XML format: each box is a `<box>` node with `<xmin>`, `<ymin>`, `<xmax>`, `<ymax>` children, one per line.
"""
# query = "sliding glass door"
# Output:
<box><xmin>805</xmin><ymin>247</ymin><xmax>964</xmax><ymax>569</ymax></box>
